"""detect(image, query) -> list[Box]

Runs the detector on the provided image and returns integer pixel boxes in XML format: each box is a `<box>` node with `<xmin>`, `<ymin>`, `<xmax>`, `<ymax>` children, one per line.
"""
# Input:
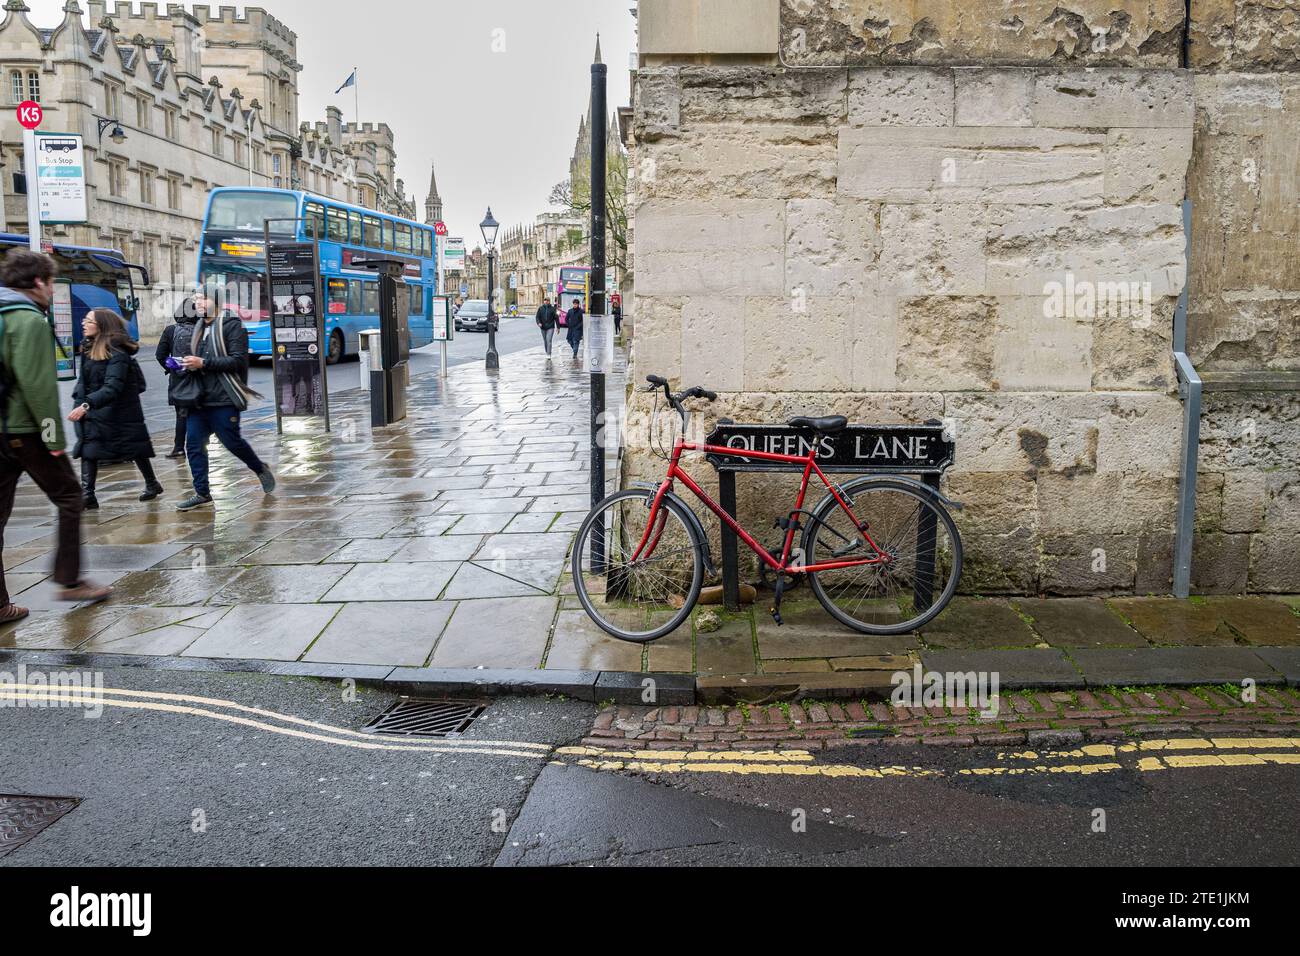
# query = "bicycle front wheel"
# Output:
<box><xmin>572</xmin><ymin>489</ymin><xmax>705</xmax><ymax>644</ymax></box>
<box><xmin>803</xmin><ymin>478</ymin><xmax>963</xmax><ymax>635</ymax></box>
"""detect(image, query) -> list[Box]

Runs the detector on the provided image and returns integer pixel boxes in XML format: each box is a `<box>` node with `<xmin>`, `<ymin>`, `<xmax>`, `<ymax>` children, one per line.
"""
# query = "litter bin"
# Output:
<box><xmin>359</xmin><ymin>329</ymin><xmax>381</xmax><ymax>391</ymax></box>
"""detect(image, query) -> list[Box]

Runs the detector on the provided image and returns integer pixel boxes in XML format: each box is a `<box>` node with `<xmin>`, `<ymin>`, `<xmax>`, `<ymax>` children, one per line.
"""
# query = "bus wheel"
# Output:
<box><xmin>326</xmin><ymin>329</ymin><xmax>344</xmax><ymax>365</ymax></box>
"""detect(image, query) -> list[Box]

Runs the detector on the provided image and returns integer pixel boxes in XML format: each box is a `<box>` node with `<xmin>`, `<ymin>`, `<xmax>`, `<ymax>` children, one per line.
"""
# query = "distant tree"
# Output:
<box><xmin>549</xmin><ymin>149</ymin><xmax>629</xmax><ymax>274</ymax></box>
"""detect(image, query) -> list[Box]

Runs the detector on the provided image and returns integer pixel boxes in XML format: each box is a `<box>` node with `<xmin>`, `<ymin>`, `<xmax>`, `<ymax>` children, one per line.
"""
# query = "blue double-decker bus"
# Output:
<box><xmin>197</xmin><ymin>187</ymin><xmax>437</xmax><ymax>363</ymax></box>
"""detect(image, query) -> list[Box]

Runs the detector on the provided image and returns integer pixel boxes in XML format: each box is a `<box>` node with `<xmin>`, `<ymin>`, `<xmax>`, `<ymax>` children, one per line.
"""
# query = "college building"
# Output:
<box><xmin>0</xmin><ymin>1</ymin><xmax>419</xmax><ymax>331</ymax></box>
<box><xmin>625</xmin><ymin>0</ymin><xmax>1299</xmax><ymax>596</ymax></box>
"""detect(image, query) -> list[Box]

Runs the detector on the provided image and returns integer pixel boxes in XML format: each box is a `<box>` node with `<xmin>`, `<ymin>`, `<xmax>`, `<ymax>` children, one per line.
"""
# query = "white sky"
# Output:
<box><xmin>25</xmin><ymin>0</ymin><xmax>637</xmax><ymax>243</ymax></box>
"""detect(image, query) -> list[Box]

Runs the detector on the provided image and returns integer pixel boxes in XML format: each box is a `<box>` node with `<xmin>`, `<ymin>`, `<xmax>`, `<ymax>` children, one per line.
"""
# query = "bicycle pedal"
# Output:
<box><xmin>769</xmin><ymin>607</ymin><xmax>784</xmax><ymax>626</ymax></box>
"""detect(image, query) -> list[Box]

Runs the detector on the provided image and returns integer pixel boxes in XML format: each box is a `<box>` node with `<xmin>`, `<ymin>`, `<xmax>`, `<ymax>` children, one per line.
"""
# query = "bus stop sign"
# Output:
<box><xmin>17</xmin><ymin>101</ymin><xmax>42</xmax><ymax>130</ymax></box>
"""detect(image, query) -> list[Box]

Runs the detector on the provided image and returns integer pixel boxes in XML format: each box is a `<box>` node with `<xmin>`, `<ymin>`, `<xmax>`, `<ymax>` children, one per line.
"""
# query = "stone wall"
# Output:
<box><xmin>628</xmin><ymin>0</ymin><xmax>1298</xmax><ymax>596</ymax></box>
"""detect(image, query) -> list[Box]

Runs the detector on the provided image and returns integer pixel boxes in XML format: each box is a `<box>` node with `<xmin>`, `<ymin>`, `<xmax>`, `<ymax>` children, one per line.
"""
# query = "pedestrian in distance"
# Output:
<box><xmin>565</xmin><ymin>297</ymin><xmax>585</xmax><ymax>360</ymax></box>
<box><xmin>536</xmin><ymin>297</ymin><xmax>558</xmax><ymax>357</ymax></box>
<box><xmin>0</xmin><ymin>249</ymin><xmax>113</xmax><ymax>622</ymax></box>
<box><xmin>69</xmin><ymin>309</ymin><xmax>163</xmax><ymax>510</ymax></box>
<box><xmin>172</xmin><ymin>301</ymin><xmax>276</xmax><ymax>512</ymax></box>
<box><xmin>156</xmin><ymin>294</ymin><xmax>204</xmax><ymax>458</ymax></box>
<box><xmin>612</xmin><ymin>299</ymin><xmax>623</xmax><ymax>338</ymax></box>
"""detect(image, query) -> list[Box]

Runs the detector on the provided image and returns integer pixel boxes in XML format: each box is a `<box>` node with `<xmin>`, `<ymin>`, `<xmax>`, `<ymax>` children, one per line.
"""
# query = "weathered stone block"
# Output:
<box><xmin>1039</xmin><ymin>534</ymin><xmax>1139</xmax><ymax>594</ymax></box>
<box><xmin>1249</xmin><ymin>533</ymin><xmax>1300</xmax><ymax>592</ymax></box>
<box><xmin>876</xmin><ymin>203</ymin><xmax>988</xmax><ymax>295</ymax></box>
<box><xmin>1220</xmin><ymin>470</ymin><xmax>1268</xmax><ymax>534</ymax></box>
<box><xmin>743</xmin><ymin>296</ymin><xmax>854</xmax><ymax>391</ymax></box>
<box><xmin>960</xmin><ymin>529</ymin><xmax>1041</xmax><ymax>595</ymax></box>
<box><xmin>1190</xmin><ymin>0</ymin><xmax>1300</xmax><ymax>71</ymax></box>
<box><xmin>641</xmin><ymin>0</ymin><xmax>780</xmax><ymax>57</ymax></box>
<box><xmin>681</xmin><ymin>298</ymin><xmax>745</xmax><ymax>392</ymax></box>
<box><xmin>847</xmin><ymin>68</ymin><xmax>954</xmax><ymax>125</ymax></box>
<box><xmin>1090</xmin><ymin>298</ymin><xmax>1176</xmax><ymax>392</ymax></box>
<box><xmin>785</xmin><ymin>197</ymin><xmax>880</xmax><ymax>299</ymax></box>
<box><xmin>1037</xmin><ymin>472</ymin><xmax>1176</xmax><ymax>535</ymax></box>
<box><xmin>778</xmin><ymin>0</ymin><xmax>1186</xmax><ymax>67</ymax></box>
<box><xmin>839</xmin><ymin>126</ymin><xmax>1105</xmax><ymax>205</ymax></box>
<box><xmin>1106</xmin><ymin>127</ymin><xmax>1194</xmax><ymax>204</ymax></box>
<box><xmin>678</xmin><ymin>66</ymin><xmax>848</xmax><ymax>126</ymax></box>
<box><xmin>629</xmin><ymin>295</ymin><xmax>685</xmax><ymax>383</ymax></box>
<box><xmin>636</xmin><ymin>201</ymin><xmax>786</xmax><ymax>296</ymax></box>
<box><xmin>634</xmin><ymin>67</ymin><xmax>681</xmax><ymax>141</ymax></box>
<box><xmin>896</xmin><ymin>296</ymin><xmax>996</xmax><ymax>390</ymax></box>
<box><xmin>639</xmin><ymin>125</ymin><xmax>837</xmax><ymax>203</ymax></box>
<box><xmin>993</xmin><ymin>295</ymin><xmax>1094</xmax><ymax>392</ymax></box>
<box><xmin>945</xmin><ymin>471</ymin><xmax>1040</xmax><ymax>536</ymax></box>
<box><xmin>848</xmin><ymin>293</ymin><xmax>900</xmax><ymax>390</ymax></box>
<box><xmin>954</xmin><ymin>68</ymin><xmax>1034</xmax><ymax>126</ymax></box>
<box><xmin>1031</xmin><ymin>69</ymin><xmax>1194</xmax><ymax>128</ymax></box>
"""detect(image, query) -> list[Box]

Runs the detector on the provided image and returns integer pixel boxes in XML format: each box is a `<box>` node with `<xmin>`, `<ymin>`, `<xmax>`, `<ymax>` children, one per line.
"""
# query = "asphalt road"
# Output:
<box><xmin>58</xmin><ymin>317</ymin><xmax>549</xmax><ymax>435</ymax></box>
<box><xmin>2</xmin><ymin>666</ymin><xmax>1296</xmax><ymax>867</ymax></box>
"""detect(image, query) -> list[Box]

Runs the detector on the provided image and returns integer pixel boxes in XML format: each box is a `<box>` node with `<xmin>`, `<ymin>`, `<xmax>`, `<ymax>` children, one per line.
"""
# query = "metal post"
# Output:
<box><xmin>23</xmin><ymin>128</ymin><xmax>40</xmax><ymax>252</ymax></box>
<box><xmin>485</xmin><ymin>248</ymin><xmax>499</xmax><ymax>371</ymax></box>
<box><xmin>590</xmin><ymin>55</ymin><xmax>609</xmax><ymax>565</ymax></box>
<box><xmin>1172</xmin><ymin>199</ymin><xmax>1198</xmax><ymax>599</ymax></box>
<box><xmin>914</xmin><ymin>474</ymin><xmax>941</xmax><ymax>613</ymax></box>
<box><xmin>720</xmin><ymin>470</ymin><xmax>741</xmax><ymax>611</ymax></box>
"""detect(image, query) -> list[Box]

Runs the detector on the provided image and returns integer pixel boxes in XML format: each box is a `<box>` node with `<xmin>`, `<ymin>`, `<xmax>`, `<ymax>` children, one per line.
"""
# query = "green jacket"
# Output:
<box><xmin>0</xmin><ymin>288</ymin><xmax>66</xmax><ymax>452</ymax></box>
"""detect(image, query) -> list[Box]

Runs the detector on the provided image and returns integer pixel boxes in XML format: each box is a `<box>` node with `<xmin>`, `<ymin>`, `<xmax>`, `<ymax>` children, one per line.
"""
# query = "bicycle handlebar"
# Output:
<box><xmin>644</xmin><ymin>376</ymin><xmax>718</xmax><ymax>406</ymax></box>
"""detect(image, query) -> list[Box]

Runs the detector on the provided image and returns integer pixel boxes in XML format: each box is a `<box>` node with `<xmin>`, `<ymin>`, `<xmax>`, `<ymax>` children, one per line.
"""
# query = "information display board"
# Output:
<box><xmin>51</xmin><ymin>281</ymin><xmax>76</xmax><ymax>381</ymax></box>
<box><xmin>265</xmin><ymin>240</ymin><xmax>328</xmax><ymax>423</ymax></box>
<box><xmin>432</xmin><ymin>296</ymin><xmax>454</xmax><ymax>342</ymax></box>
<box><xmin>35</xmin><ymin>132</ymin><xmax>87</xmax><ymax>224</ymax></box>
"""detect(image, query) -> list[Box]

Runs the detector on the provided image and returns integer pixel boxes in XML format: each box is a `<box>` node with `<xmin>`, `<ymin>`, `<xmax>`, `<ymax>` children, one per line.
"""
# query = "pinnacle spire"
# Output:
<box><xmin>594</xmin><ymin>33</ymin><xmax>602</xmax><ymax>64</ymax></box>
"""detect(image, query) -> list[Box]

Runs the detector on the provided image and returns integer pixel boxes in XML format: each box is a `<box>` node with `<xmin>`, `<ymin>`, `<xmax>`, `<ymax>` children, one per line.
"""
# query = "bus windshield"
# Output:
<box><xmin>200</xmin><ymin>261</ymin><xmax>267</xmax><ymax>322</ymax></box>
<box><xmin>207</xmin><ymin>190</ymin><xmax>299</xmax><ymax>235</ymax></box>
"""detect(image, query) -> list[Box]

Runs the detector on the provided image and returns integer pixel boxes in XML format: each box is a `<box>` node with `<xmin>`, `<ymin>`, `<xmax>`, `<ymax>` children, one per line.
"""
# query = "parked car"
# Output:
<box><xmin>454</xmin><ymin>299</ymin><xmax>491</xmax><ymax>332</ymax></box>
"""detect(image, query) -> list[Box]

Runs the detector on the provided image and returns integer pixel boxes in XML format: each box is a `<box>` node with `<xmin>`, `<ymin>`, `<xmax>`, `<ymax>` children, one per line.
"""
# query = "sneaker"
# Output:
<box><xmin>176</xmin><ymin>493</ymin><xmax>214</xmax><ymax>512</ymax></box>
<box><xmin>140</xmin><ymin>482</ymin><xmax>165</xmax><ymax>502</ymax></box>
<box><xmin>257</xmin><ymin>468</ymin><xmax>277</xmax><ymax>494</ymax></box>
<box><xmin>82</xmin><ymin>494</ymin><xmax>99</xmax><ymax>511</ymax></box>
<box><xmin>0</xmin><ymin>604</ymin><xmax>29</xmax><ymax>625</ymax></box>
<box><xmin>59</xmin><ymin>581</ymin><xmax>112</xmax><ymax>604</ymax></box>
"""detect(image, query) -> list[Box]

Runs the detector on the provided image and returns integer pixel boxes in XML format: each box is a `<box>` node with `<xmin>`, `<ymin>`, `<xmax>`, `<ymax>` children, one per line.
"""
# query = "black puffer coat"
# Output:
<box><xmin>72</xmin><ymin>347</ymin><xmax>156</xmax><ymax>462</ymax></box>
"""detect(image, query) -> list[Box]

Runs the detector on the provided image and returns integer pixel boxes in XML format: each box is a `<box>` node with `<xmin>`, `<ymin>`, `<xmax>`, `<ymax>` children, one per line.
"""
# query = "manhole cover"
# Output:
<box><xmin>362</xmin><ymin>699</ymin><xmax>487</xmax><ymax>739</ymax></box>
<box><xmin>0</xmin><ymin>795</ymin><xmax>80</xmax><ymax>859</ymax></box>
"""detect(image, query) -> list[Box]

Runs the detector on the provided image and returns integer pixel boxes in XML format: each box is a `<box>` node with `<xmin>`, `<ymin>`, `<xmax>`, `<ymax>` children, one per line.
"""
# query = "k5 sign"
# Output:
<box><xmin>17</xmin><ymin>100</ymin><xmax>42</xmax><ymax>130</ymax></box>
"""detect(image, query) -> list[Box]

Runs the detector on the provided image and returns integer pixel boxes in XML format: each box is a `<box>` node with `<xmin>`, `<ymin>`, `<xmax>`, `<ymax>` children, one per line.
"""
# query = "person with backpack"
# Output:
<box><xmin>565</xmin><ymin>297</ymin><xmax>585</xmax><ymax>360</ymax></box>
<box><xmin>156</xmin><ymin>295</ymin><xmax>203</xmax><ymax>459</ymax></box>
<box><xmin>0</xmin><ymin>249</ymin><xmax>112</xmax><ymax>623</ymax></box>
<box><xmin>173</xmin><ymin>301</ymin><xmax>275</xmax><ymax>512</ymax></box>
<box><xmin>69</xmin><ymin>309</ymin><xmax>162</xmax><ymax>510</ymax></box>
<box><xmin>535</xmin><ymin>297</ymin><xmax>558</xmax><ymax>357</ymax></box>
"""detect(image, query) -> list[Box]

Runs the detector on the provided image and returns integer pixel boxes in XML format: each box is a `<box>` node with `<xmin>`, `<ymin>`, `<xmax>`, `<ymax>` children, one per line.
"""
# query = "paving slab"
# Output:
<box><xmin>241</xmin><ymin>539</ymin><xmax>351</xmax><ymax>565</ymax></box>
<box><xmin>756</xmin><ymin>598</ymin><xmax>920</xmax><ymax>658</ymax></box>
<box><xmin>16</xmin><ymin>543</ymin><xmax>189</xmax><ymax>574</ymax></box>
<box><xmin>1016</xmin><ymin>597</ymin><xmax>1147</xmax><ymax>648</ymax></box>
<box><xmin>546</xmin><ymin>610</ymin><xmax>644</xmax><ymax>672</ymax></box>
<box><xmin>428</xmin><ymin>596</ymin><xmax>557</xmax><ymax>669</ymax></box>
<box><xmin>0</xmin><ymin>605</ymin><xmax>129</xmax><ymax>650</ymax></box>
<box><xmin>647</xmin><ymin>626</ymin><xmax>695</xmax><ymax>674</ymax></box>
<box><xmin>1108</xmin><ymin>597</ymin><xmax>1238</xmax><ymax>646</ymax></box>
<box><xmin>696</xmin><ymin>671</ymin><xmax>895</xmax><ymax>705</ymax></box>
<box><xmin>387</xmin><ymin>536</ymin><xmax>483</xmax><ymax>563</ymax></box>
<box><xmin>694</xmin><ymin>616</ymin><xmax>757</xmax><ymax>676</ymax></box>
<box><xmin>920</xmin><ymin>597</ymin><xmax>1038</xmax><ymax>650</ymax></box>
<box><xmin>829</xmin><ymin>655</ymin><xmax>914</xmax><ymax>671</ymax></box>
<box><xmin>919</xmin><ymin>649</ymin><xmax>1083</xmax><ymax>689</ymax></box>
<box><xmin>303</xmin><ymin>601</ymin><xmax>456</xmax><ymax>667</ymax></box>
<box><xmin>1069</xmin><ymin>647</ymin><xmax>1285</xmax><ymax>687</ymax></box>
<box><xmin>1252</xmin><ymin>648</ymin><xmax>1300</xmax><ymax>687</ymax></box>
<box><xmin>320</xmin><ymin>562</ymin><xmax>457</xmax><ymax>603</ymax></box>
<box><xmin>442</xmin><ymin>563</ymin><xmax>548</xmax><ymax>599</ymax></box>
<box><xmin>321</xmin><ymin>538</ymin><xmax>409</xmax><ymax>564</ymax></box>
<box><xmin>183</xmin><ymin>603</ymin><xmax>341</xmax><ymax>661</ymax></box>
<box><xmin>1201</xmin><ymin>597</ymin><xmax>1300</xmax><ymax>646</ymax></box>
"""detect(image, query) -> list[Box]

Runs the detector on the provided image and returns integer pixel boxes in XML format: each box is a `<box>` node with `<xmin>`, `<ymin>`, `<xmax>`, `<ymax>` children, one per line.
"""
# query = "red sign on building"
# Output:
<box><xmin>17</xmin><ymin>101</ymin><xmax>42</xmax><ymax>130</ymax></box>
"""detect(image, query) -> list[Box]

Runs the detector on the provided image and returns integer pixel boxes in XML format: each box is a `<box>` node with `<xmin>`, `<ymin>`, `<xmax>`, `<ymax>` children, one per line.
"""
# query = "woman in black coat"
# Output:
<box><xmin>68</xmin><ymin>309</ymin><xmax>163</xmax><ymax>510</ymax></box>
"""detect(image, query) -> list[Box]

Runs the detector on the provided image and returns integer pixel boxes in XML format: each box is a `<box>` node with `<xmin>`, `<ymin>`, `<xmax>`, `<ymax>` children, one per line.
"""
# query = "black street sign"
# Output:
<box><xmin>705</xmin><ymin>423</ymin><xmax>955</xmax><ymax>475</ymax></box>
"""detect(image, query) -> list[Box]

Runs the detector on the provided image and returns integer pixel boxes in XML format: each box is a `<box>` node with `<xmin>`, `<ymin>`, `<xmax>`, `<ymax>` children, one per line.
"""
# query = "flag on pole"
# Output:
<box><xmin>334</xmin><ymin>70</ymin><xmax>357</xmax><ymax>95</ymax></box>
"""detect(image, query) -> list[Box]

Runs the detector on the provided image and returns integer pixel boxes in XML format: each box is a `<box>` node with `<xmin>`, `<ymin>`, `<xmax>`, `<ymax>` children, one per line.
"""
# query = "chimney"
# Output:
<box><xmin>326</xmin><ymin>105</ymin><xmax>343</xmax><ymax>147</ymax></box>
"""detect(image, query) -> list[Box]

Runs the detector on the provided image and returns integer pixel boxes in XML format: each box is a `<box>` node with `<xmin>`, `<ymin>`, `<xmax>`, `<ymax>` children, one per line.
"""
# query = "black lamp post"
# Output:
<box><xmin>480</xmin><ymin>207</ymin><xmax>500</xmax><ymax>371</ymax></box>
<box><xmin>96</xmin><ymin>117</ymin><xmax>127</xmax><ymax>145</ymax></box>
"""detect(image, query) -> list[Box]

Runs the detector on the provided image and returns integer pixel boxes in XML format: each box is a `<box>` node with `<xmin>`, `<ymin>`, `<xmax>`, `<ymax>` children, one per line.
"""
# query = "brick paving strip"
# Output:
<box><xmin>579</xmin><ymin>685</ymin><xmax>1300</xmax><ymax>752</ymax></box>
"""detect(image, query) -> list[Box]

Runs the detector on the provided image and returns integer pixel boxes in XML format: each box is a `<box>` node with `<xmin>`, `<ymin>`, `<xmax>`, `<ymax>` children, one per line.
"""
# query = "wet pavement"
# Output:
<box><xmin>8</xmin><ymin>337</ymin><xmax>1300</xmax><ymax>692</ymax></box>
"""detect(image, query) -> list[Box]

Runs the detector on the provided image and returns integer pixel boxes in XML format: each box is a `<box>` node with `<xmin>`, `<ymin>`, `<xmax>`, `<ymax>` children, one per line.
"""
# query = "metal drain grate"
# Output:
<box><xmin>0</xmin><ymin>795</ymin><xmax>80</xmax><ymax>859</ymax></box>
<box><xmin>362</xmin><ymin>699</ymin><xmax>487</xmax><ymax>739</ymax></box>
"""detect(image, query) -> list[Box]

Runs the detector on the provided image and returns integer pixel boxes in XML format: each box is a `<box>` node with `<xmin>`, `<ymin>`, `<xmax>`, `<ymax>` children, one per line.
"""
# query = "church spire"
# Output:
<box><xmin>424</xmin><ymin>162</ymin><xmax>442</xmax><ymax>226</ymax></box>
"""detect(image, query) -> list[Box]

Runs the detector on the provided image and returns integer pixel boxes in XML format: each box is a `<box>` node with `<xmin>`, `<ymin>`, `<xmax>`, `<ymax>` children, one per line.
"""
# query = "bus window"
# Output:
<box><xmin>326</xmin><ymin>207</ymin><xmax>348</xmax><ymax>243</ymax></box>
<box><xmin>421</xmin><ymin>230</ymin><xmax>432</xmax><ymax>258</ymax></box>
<box><xmin>348</xmin><ymin>211</ymin><xmax>361</xmax><ymax>244</ymax></box>
<box><xmin>207</xmin><ymin>190</ymin><xmax>298</xmax><ymax>234</ymax></box>
<box><xmin>305</xmin><ymin>202</ymin><xmax>325</xmax><ymax>239</ymax></box>
<box><xmin>347</xmin><ymin>279</ymin><xmax>362</xmax><ymax>315</ymax></box>
<box><xmin>381</xmin><ymin>221</ymin><xmax>394</xmax><ymax>252</ymax></box>
<box><xmin>363</xmin><ymin>215</ymin><xmax>381</xmax><ymax>248</ymax></box>
<box><xmin>396</xmin><ymin>223</ymin><xmax>412</xmax><ymax>255</ymax></box>
<box><xmin>408</xmin><ymin>285</ymin><xmax>424</xmax><ymax>315</ymax></box>
<box><xmin>362</xmin><ymin>281</ymin><xmax>379</xmax><ymax>315</ymax></box>
<box><xmin>327</xmin><ymin>278</ymin><xmax>348</xmax><ymax>315</ymax></box>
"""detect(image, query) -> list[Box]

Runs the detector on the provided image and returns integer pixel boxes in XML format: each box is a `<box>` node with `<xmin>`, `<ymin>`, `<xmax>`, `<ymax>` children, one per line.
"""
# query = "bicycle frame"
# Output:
<box><xmin>631</xmin><ymin>436</ymin><xmax>890</xmax><ymax>576</ymax></box>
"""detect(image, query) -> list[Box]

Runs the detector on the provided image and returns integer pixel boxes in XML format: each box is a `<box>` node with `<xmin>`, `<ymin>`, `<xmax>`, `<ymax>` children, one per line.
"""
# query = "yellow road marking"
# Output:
<box><xmin>1</xmin><ymin>684</ymin><xmax>552</xmax><ymax>751</ymax></box>
<box><xmin>0</xmin><ymin>690</ymin><xmax>548</xmax><ymax>760</ymax></box>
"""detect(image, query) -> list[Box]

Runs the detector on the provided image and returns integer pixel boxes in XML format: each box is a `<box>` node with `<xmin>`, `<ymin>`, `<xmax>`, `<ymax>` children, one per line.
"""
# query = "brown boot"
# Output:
<box><xmin>0</xmin><ymin>604</ymin><xmax>29</xmax><ymax>624</ymax></box>
<box><xmin>58</xmin><ymin>581</ymin><xmax>113</xmax><ymax>604</ymax></box>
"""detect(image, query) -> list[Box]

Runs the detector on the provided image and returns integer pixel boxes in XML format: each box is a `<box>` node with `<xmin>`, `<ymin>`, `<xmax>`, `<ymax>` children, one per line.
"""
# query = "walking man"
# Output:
<box><xmin>0</xmin><ymin>250</ymin><xmax>112</xmax><ymax>622</ymax></box>
<box><xmin>536</xmin><ymin>297</ymin><xmax>558</xmax><ymax>357</ymax></box>
<box><xmin>175</xmin><ymin>302</ymin><xmax>276</xmax><ymax>512</ymax></box>
<box><xmin>565</xmin><ymin>297</ymin><xmax>585</xmax><ymax>360</ymax></box>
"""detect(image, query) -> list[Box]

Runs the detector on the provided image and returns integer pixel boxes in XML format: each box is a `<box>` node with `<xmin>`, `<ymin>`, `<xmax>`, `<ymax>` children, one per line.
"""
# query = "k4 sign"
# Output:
<box><xmin>705</xmin><ymin>423</ymin><xmax>955</xmax><ymax>475</ymax></box>
<box><xmin>34</xmin><ymin>133</ymin><xmax>87</xmax><ymax>224</ymax></box>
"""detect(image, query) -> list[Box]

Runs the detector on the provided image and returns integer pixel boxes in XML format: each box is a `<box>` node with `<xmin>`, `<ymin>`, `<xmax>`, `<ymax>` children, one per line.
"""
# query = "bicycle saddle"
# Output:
<box><xmin>788</xmin><ymin>415</ymin><xmax>849</xmax><ymax>434</ymax></box>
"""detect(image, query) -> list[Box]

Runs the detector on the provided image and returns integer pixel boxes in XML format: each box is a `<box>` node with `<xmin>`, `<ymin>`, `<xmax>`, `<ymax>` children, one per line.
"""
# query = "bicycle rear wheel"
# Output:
<box><xmin>803</xmin><ymin>478</ymin><xmax>962</xmax><ymax>635</ymax></box>
<box><xmin>572</xmin><ymin>489</ymin><xmax>705</xmax><ymax>644</ymax></box>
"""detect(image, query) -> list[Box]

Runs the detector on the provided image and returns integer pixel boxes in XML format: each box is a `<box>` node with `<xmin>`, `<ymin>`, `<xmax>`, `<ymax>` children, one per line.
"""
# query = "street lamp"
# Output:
<box><xmin>96</xmin><ymin>117</ymin><xmax>127</xmax><ymax>145</ymax></box>
<box><xmin>480</xmin><ymin>206</ymin><xmax>500</xmax><ymax>371</ymax></box>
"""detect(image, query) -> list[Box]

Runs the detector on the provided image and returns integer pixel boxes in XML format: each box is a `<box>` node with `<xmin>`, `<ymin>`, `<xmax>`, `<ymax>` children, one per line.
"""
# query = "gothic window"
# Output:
<box><xmin>26</xmin><ymin>71</ymin><xmax>38</xmax><ymax>103</ymax></box>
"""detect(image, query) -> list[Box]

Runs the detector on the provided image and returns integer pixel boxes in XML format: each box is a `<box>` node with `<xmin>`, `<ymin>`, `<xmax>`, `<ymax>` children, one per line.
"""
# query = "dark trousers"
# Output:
<box><xmin>540</xmin><ymin>327</ymin><xmax>555</xmax><ymax>355</ymax></box>
<box><xmin>186</xmin><ymin>406</ymin><xmax>265</xmax><ymax>497</ymax></box>
<box><xmin>0</xmin><ymin>435</ymin><xmax>83</xmax><ymax>604</ymax></box>
<box><xmin>172</xmin><ymin>408</ymin><xmax>188</xmax><ymax>454</ymax></box>
<box><xmin>81</xmin><ymin>458</ymin><xmax>159</xmax><ymax>496</ymax></box>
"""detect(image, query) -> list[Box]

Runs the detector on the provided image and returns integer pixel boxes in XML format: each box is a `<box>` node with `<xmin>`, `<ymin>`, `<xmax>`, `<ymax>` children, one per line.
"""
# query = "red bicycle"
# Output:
<box><xmin>573</xmin><ymin>376</ymin><xmax>964</xmax><ymax>644</ymax></box>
